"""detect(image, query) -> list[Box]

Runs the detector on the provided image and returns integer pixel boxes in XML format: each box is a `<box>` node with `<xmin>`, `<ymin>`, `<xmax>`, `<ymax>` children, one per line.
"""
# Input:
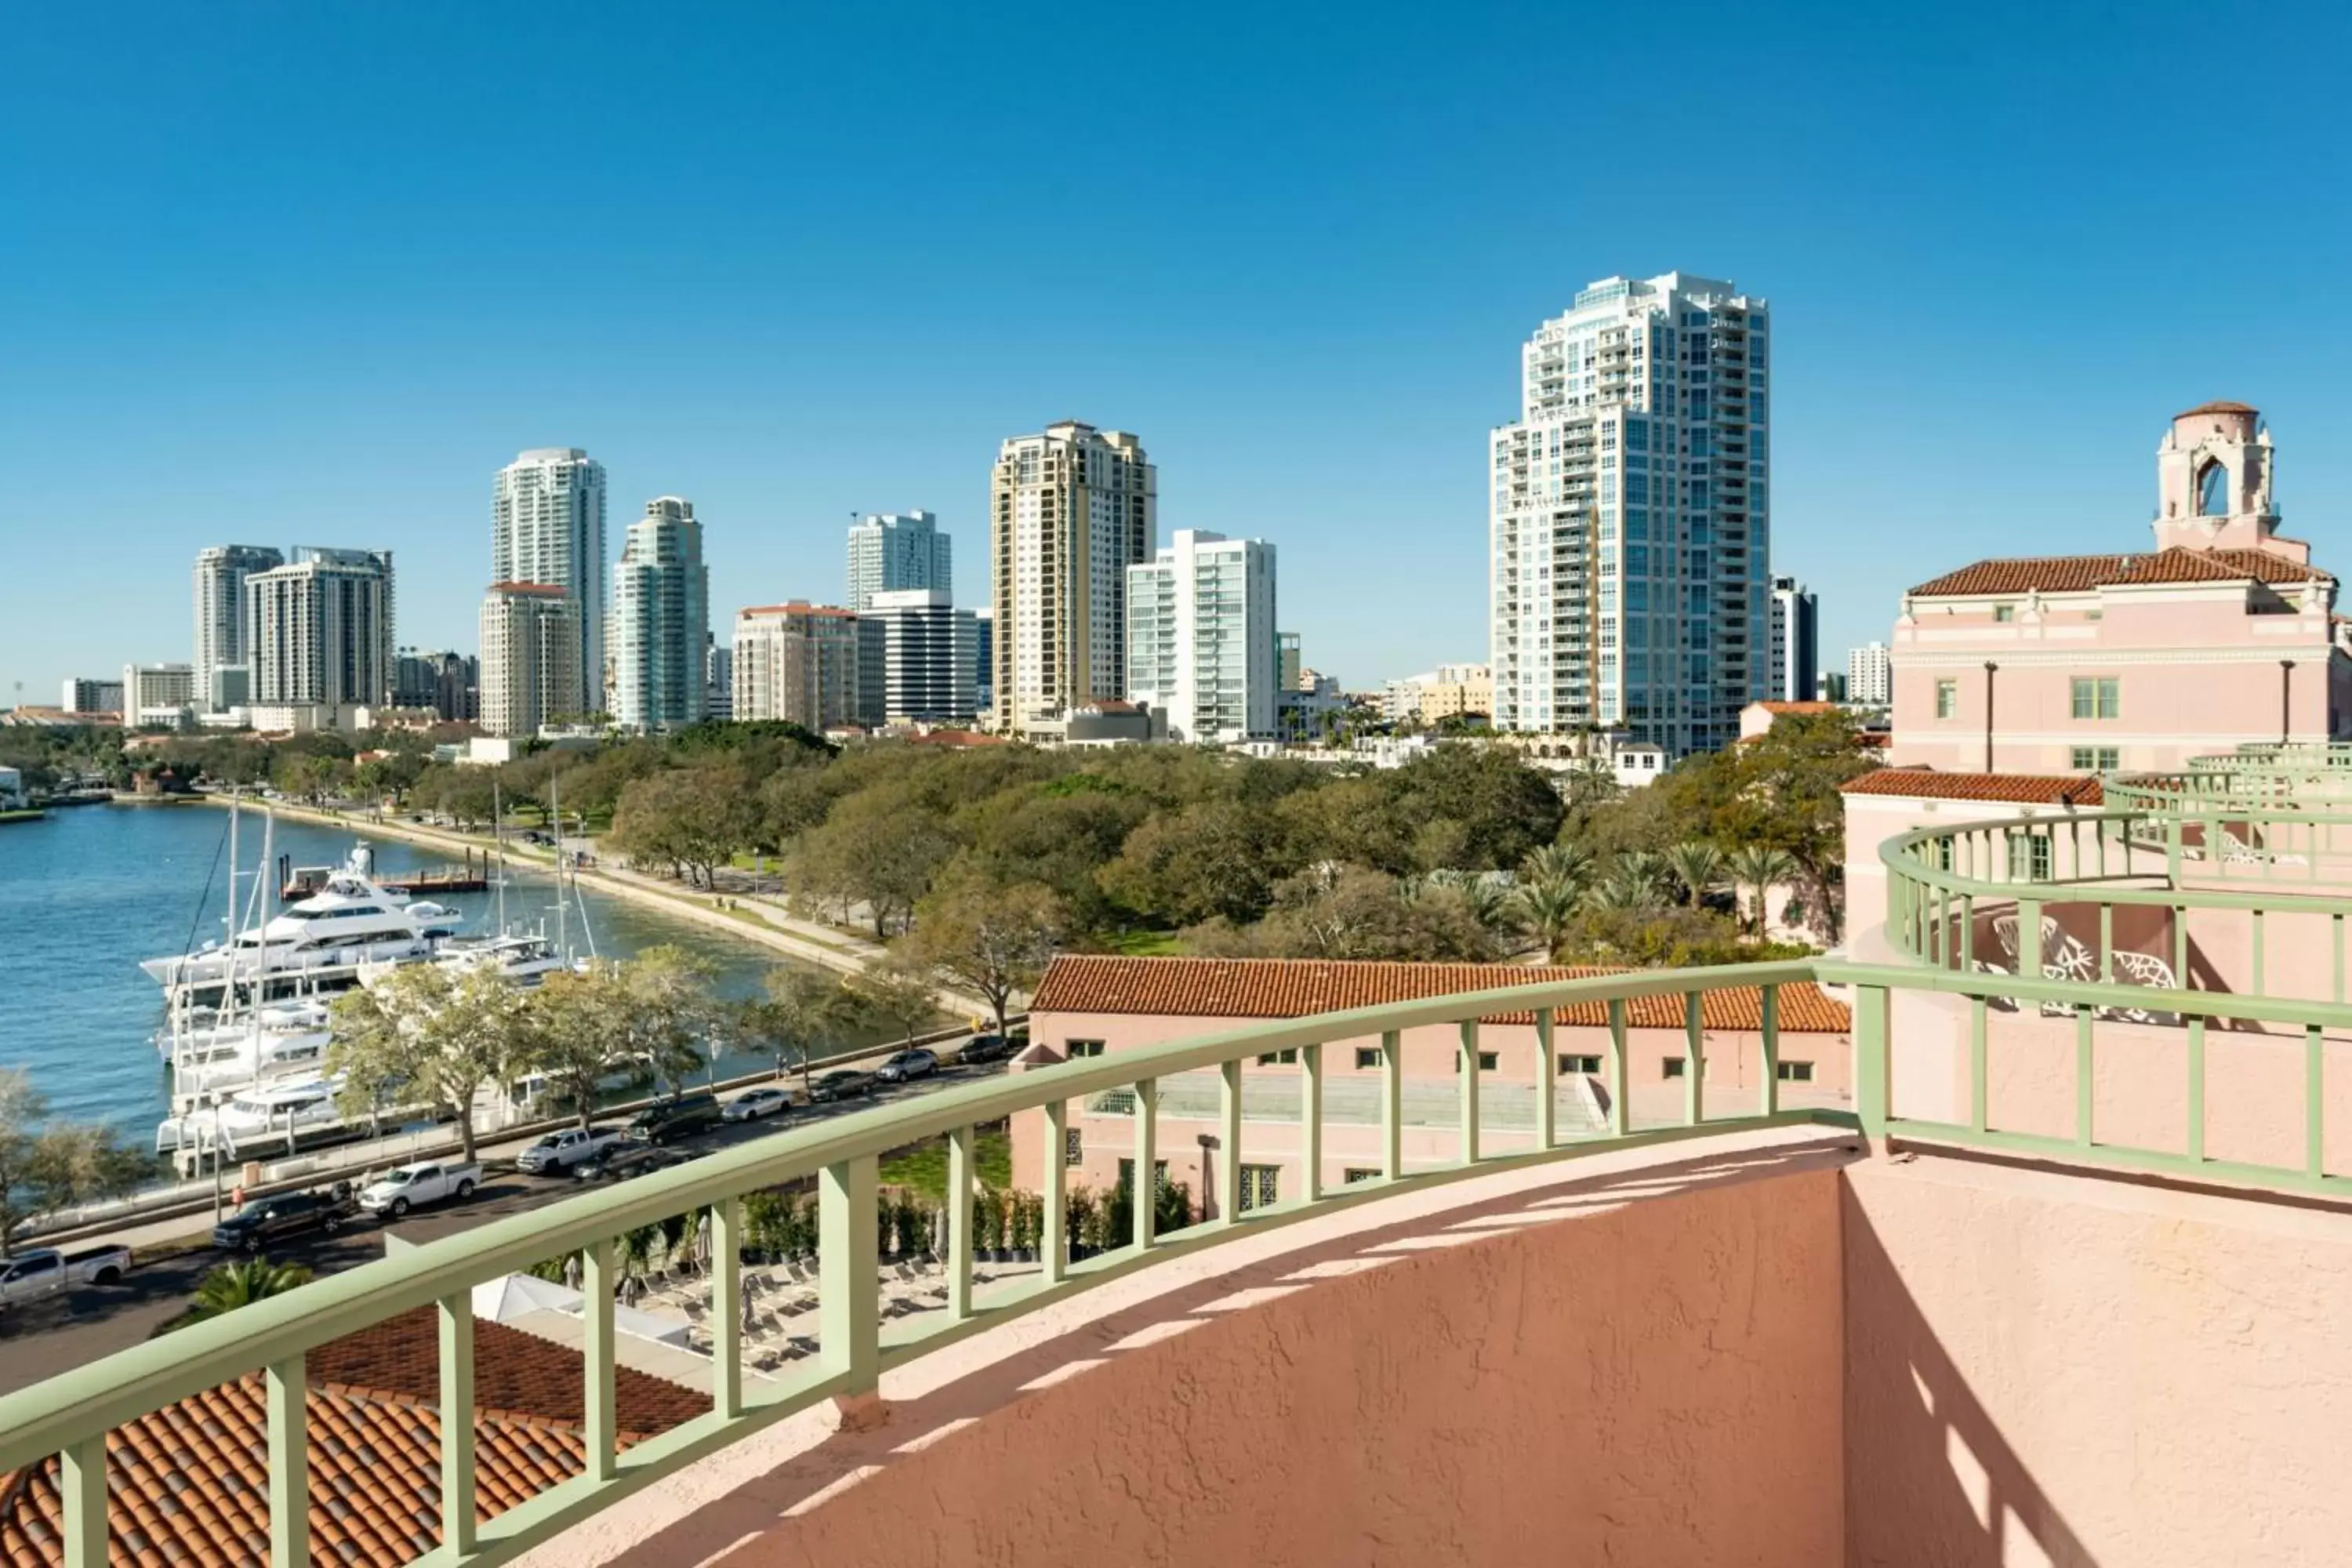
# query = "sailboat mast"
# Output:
<box><xmin>494</xmin><ymin>780</ymin><xmax>507</xmax><ymax>934</ymax></box>
<box><xmin>552</xmin><ymin>768</ymin><xmax>568</xmax><ymax>961</ymax></box>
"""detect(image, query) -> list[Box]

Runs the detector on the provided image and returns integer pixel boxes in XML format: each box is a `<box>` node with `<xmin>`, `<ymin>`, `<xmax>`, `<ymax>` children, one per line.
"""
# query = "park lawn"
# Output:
<box><xmin>1106</xmin><ymin>927</ymin><xmax>1183</xmax><ymax>956</ymax></box>
<box><xmin>880</xmin><ymin>1127</ymin><xmax>1011</xmax><ymax>1200</ymax></box>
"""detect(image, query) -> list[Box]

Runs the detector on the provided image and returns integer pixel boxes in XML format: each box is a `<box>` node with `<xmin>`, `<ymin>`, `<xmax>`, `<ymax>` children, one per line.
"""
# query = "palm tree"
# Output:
<box><xmin>183</xmin><ymin>1260</ymin><xmax>312</xmax><ymax>1324</ymax></box>
<box><xmin>1725</xmin><ymin>845</ymin><xmax>1798</xmax><ymax>937</ymax></box>
<box><xmin>1585</xmin><ymin>870</ymin><xmax>1661</xmax><ymax>912</ymax></box>
<box><xmin>1613</xmin><ymin>850</ymin><xmax>1675</xmax><ymax>905</ymax></box>
<box><xmin>1521</xmin><ymin>842</ymin><xmax>1595</xmax><ymax>893</ymax></box>
<box><xmin>1513</xmin><ymin>878</ymin><xmax>1584</xmax><ymax>960</ymax></box>
<box><xmin>1665</xmin><ymin>841</ymin><xmax>1727</xmax><ymax>909</ymax></box>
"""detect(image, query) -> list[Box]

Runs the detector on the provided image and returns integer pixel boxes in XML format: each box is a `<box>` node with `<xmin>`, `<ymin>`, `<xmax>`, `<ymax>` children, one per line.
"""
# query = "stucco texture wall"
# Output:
<box><xmin>1845</xmin><ymin>1155</ymin><xmax>2352</xmax><ymax>1567</ymax></box>
<box><xmin>722</xmin><ymin>1167</ymin><xmax>1847</xmax><ymax>1568</ymax></box>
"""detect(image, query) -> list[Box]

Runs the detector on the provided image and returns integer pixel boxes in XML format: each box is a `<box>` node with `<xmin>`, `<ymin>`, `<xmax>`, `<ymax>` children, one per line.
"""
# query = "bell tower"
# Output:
<box><xmin>2153</xmin><ymin>401</ymin><xmax>2301</xmax><ymax>561</ymax></box>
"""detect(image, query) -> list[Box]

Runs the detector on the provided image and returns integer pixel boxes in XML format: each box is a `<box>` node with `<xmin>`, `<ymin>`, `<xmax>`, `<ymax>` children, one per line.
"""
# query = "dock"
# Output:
<box><xmin>283</xmin><ymin>847</ymin><xmax>492</xmax><ymax>899</ymax></box>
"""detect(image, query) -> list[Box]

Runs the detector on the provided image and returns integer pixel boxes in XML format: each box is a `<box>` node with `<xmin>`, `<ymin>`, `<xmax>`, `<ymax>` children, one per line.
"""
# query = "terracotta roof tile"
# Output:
<box><xmin>1753</xmin><ymin>701</ymin><xmax>1837</xmax><ymax>714</ymax></box>
<box><xmin>1909</xmin><ymin>546</ymin><xmax>2321</xmax><ymax>597</ymax></box>
<box><xmin>2177</xmin><ymin>399</ymin><xmax>2258</xmax><ymax>418</ymax></box>
<box><xmin>1032</xmin><ymin>956</ymin><xmax>1849</xmax><ymax>1032</ymax></box>
<box><xmin>1839</xmin><ymin>768</ymin><xmax>2104</xmax><ymax>805</ymax></box>
<box><xmin>0</xmin><ymin>1313</ymin><xmax>706</xmax><ymax>1568</ymax></box>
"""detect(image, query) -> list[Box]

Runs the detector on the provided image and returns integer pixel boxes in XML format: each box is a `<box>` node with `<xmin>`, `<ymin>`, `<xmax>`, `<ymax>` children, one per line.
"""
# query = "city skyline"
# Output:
<box><xmin>7</xmin><ymin>5</ymin><xmax>2352</xmax><ymax>706</ymax></box>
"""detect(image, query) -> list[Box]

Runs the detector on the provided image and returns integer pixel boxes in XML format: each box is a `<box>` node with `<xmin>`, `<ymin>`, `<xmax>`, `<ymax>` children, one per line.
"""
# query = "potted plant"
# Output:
<box><xmin>975</xmin><ymin>1188</ymin><xmax>1002</xmax><ymax>1263</ymax></box>
<box><xmin>1011</xmin><ymin>1192</ymin><xmax>1036</xmax><ymax>1263</ymax></box>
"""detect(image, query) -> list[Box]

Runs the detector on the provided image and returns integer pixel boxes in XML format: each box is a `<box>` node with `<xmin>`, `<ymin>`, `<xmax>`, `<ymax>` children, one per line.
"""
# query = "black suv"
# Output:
<box><xmin>958</xmin><ymin>1034</ymin><xmax>1018</xmax><ymax>1065</ymax></box>
<box><xmin>626</xmin><ymin>1091</ymin><xmax>723</xmax><ymax>1145</ymax></box>
<box><xmin>574</xmin><ymin>1139</ymin><xmax>691</xmax><ymax>1183</ymax></box>
<box><xmin>212</xmin><ymin>1188</ymin><xmax>357</xmax><ymax>1254</ymax></box>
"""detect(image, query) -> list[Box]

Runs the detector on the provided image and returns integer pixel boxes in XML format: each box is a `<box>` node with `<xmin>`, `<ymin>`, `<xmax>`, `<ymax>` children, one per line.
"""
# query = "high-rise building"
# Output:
<box><xmin>972</xmin><ymin>608</ymin><xmax>994</xmax><ymax>716</ymax></box>
<box><xmin>1125</xmin><ymin>530</ymin><xmax>1279</xmax><ymax>743</ymax></box>
<box><xmin>846</xmin><ymin>511</ymin><xmax>952</xmax><ymax>612</ymax></box>
<box><xmin>1490</xmin><ymin>273</ymin><xmax>1770</xmax><ymax>755</ymax></box>
<box><xmin>1766</xmin><ymin>575</ymin><xmax>1819</xmax><ymax>703</ymax></box>
<box><xmin>704</xmin><ymin>633</ymin><xmax>731</xmax><ymax>720</ymax></box>
<box><xmin>479</xmin><ymin>584</ymin><xmax>582</xmax><ymax>737</ymax></box>
<box><xmin>990</xmin><ymin>423</ymin><xmax>1156</xmax><ymax>735</ymax></box>
<box><xmin>1381</xmin><ymin>664</ymin><xmax>1494</xmax><ymax>725</ymax></box>
<box><xmin>192</xmin><ymin>546</ymin><xmax>284</xmax><ymax>713</ymax></box>
<box><xmin>731</xmin><ymin>603</ymin><xmax>866</xmax><ymax>731</ymax></box>
<box><xmin>121</xmin><ymin>664</ymin><xmax>197</xmax><ymax>725</ymax></box>
<box><xmin>860</xmin><ymin>589</ymin><xmax>978</xmax><ymax>723</ymax></box>
<box><xmin>1847</xmin><ymin>641</ymin><xmax>1892</xmax><ymax>708</ymax></box>
<box><xmin>60</xmin><ymin>678</ymin><xmax>124</xmax><ymax>715</ymax></box>
<box><xmin>1277</xmin><ymin>631</ymin><xmax>1302</xmax><ymax>692</ymax></box>
<box><xmin>245</xmin><ymin>548</ymin><xmax>395</xmax><ymax>720</ymax></box>
<box><xmin>612</xmin><ymin>496</ymin><xmax>710</xmax><ymax>732</ymax></box>
<box><xmin>397</xmin><ymin>649</ymin><xmax>478</xmax><ymax>721</ymax></box>
<box><xmin>492</xmin><ymin>448</ymin><xmax>607</xmax><ymax>704</ymax></box>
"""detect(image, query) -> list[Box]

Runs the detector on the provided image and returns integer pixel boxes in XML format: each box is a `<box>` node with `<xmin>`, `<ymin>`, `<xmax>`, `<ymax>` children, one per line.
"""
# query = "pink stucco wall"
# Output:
<box><xmin>670</xmin><ymin>1161</ymin><xmax>1849</xmax><ymax>1568</ymax></box>
<box><xmin>1012</xmin><ymin>1007</ymin><xmax>1850</xmax><ymax>1214</ymax></box>
<box><xmin>1886</xmin><ymin>588</ymin><xmax>2340</xmax><ymax>774</ymax></box>
<box><xmin>1845</xmin><ymin>1152</ymin><xmax>2352</xmax><ymax>1567</ymax></box>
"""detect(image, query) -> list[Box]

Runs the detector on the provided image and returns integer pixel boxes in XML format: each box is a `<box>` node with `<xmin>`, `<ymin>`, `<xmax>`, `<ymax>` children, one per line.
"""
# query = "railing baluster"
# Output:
<box><xmin>710</xmin><ymin>1197</ymin><xmax>742</xmax><ymax>1418</ymax></box>
<box><xmin>1300</xmin><ymin>1043</ymin><xmax>1323</xmax><ymax>1204</ymax></box>
<box><xmin>2307</xmin><ymin>1024</ymin><xmax>2326</xmax><ymax>1181</ymax></box>
<box><xmin>61</xmin><ymin>1434</ymin><xmax>105</xmax><ymax>1568</ymax></box>
<box><xmin>1219</xmin><ymin>1058</ymin><xmax>1243</xmax><ymax>1218</ymax></box>
<box><xmin>1606</xmin><ymin>998</ymin><xmax>1631</xmax><ymax>1136</ymax></box>
<box><xmin>821</xmin><ymin>1156</ymin><xmax>880</xmax><ymax>1393</ymax></box>
<box><xmin>2252</xmin><ymin>909</ymin><xmax>2267</xmax><ymax>996</ymax></box>
<box><xmin>2075</xmin><ymin>1005</ymin><xmax>2095</xmax><ymax>1149</ymax></box>
<box><xmin>2172</xmin><ymin>904</ymin><xmax>2189</xmax><ymax>986</ymax></box>
<box><xmin>1857</xmin><ymin>985</ymin><xmax>1889</xmax><ymax>1145</ymax></box>
<box><xmin>1759</xmin><ymin>985</ymin><xmax>1779</xmax><ymax>1116</ymax></box>
<box><xmin>1961</xmin><ymin>894</ymin><xmax>1974</xmax><ymax>971</ymax></box>
<box><xmin>1969</xmin><ymin>994</ymin><xmax>1988</xmax><ymax>1134</ymax></box>
<box><xmin>2335</xmin><ymin>913</ymin><xmax>2344</xmax><ymax>1005</ymax></box>
<box><xmin>1134</xmin><ymin>1077</ymin><xmax>1158</xmax><ymax>1247</ymax></box>
<box><xmin>1534</xmin><ymin>1007</ymin><xmax>1557</xmax><ymax>1149</ymax></box>
<box><xmin>2019</xmin><ymin>895</ymin><xmax>2043</xmax><ymax>979</ymax></box>
<box><xmin>582</xmin><ymin>1238</ymin><xmax>615</xmax><ymax>1482</ymax></box>
<box><xmin>949</xmin><ymin>1123</ymin><xmax>978</xmax><ymax>1310</ymax></box>
<box><xmin>1036</xmin><ymin>1111</ymin><xmax>1065</xmax><ymax>1287</ymax></box>
<box><xmin>438</xmin><ymin>1290</ymin><xmax>476</xmax><ymax>1556</ymax></box>
<box><xmin>267</xmin><ymin>1353</ymin><xmax>308</xmax><ymax>1568</ymax></box>
<box><xmin>1377</xmin><ymin>1032</ymin><xmax>1401</xmax><ymax>1180</ymax></box>
<box><xmin>1457</xmin><ymin>1022</ymin><xmax>1481</xmax><ymax>1165</ymax></box>
<box><xmin>2099</xmin><ymin>903</ymin><xmax>2113</xmax><ymax>983</ymax></box>
<box><xmin>1683</xmin><ymin>991</ymin><xmax>1704</xmax><ymax>1127</ymax></box>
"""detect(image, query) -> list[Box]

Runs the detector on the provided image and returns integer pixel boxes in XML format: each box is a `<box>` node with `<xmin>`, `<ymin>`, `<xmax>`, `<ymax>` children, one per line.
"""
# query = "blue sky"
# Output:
<box><xmin>5</xmin><ymin>1</ymin><xmax>2351</xmax><ymax>702</ymax></box>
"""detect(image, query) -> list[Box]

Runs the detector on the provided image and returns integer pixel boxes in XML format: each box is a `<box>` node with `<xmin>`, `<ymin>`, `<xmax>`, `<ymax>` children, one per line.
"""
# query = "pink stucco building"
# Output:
<box><xmin>1887</xmin><ymin>402</ymin><xmax>2352</xmax><ymax>773</ymax></box>
<box><xmin>1007</xmin><ymin>955</ymin><xmax>1851</xmax><ymax>1218</ymax></box>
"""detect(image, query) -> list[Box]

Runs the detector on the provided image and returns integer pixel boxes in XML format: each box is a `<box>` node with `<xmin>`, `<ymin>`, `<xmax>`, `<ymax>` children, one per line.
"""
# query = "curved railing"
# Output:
<box><xmin>8</xmin><ymin>953</ymin><xmax>2352</xmax><ymax>1568</ymax></box>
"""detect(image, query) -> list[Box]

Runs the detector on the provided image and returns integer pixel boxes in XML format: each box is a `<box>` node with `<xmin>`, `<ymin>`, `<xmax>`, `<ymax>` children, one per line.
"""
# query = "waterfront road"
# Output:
<box><xmin>0</xmin><ymin>1056</ymin><xmax>1014</xmax><ymax>1396</ymax></box>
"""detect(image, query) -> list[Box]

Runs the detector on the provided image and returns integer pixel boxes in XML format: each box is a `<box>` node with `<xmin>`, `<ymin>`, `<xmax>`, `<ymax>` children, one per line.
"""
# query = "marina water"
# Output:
<box><xmin>0</xmin><ymin>802</ymin><xmax>815</xmax><ymax>1140</ymax></box>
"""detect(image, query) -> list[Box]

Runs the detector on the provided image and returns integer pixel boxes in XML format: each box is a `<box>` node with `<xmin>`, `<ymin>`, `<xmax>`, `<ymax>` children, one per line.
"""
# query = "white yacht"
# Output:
<box><xmin>157</xmin><ymin>1076</ymin><xmax>347</xmax><ymax>1155</ymax></box>
<box><xmin>161</xmin><ymin>1000</ymin><xmax>333</xmax><ymax>1095</ymax></box>
<box><xmin>432</xmin><ymin>931</ymin><xmax>578</xmax><ymax>988</ymax></box>
<box><xmin>141</xmin><ymin>844</ymin><xmax>463</xmax><ymax>994</ymax></box>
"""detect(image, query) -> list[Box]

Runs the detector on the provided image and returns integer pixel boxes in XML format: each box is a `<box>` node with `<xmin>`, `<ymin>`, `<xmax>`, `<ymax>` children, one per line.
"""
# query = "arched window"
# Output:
<box><xmin>2198</xmin><ymin>459</ymin><xmax>2230</xmax><ymax>517</ymax></box>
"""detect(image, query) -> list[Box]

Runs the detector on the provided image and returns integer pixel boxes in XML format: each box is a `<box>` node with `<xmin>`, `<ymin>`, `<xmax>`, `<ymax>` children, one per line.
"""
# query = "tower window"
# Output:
<box><xmin>2198</xmin><ymin>459</ymin><xmax>2229</xmax><ymax>517</ymax></box>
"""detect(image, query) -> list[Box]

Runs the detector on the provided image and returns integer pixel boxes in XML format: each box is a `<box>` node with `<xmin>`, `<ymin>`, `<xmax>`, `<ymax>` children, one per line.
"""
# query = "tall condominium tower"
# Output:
<box><xmin>611</xmin><ymin>496</ymin><xmax>710</xmax><ymax>732</ymax></box>
<box><xmin>245</xmin><ymin>548</ymin><xmax>395</xmax><ymax>717</ymax></box>
<box><xmin>990</xmin><ymin>422</ymin><xmax>1155</xmax><ymax>735</ymax></box>
<box><xmin>846</xmin><ymin>510</ymin><xmax>952</xmax><ymax>612</ymax></box>
<box><xmin>1766</xmin><ymin>575</ymin><xmax>1818</xmax><ymax>703</ymax></box>
<box><xmin>492</xmin><ymin>448</ymin><xmax>607</xmax><ymax>702</ymax></box>
<box><xmin>192</xmin><ymin>545</ymin><xmax>284</xmax><ymax>712</ymax></box>
<box><xmin>479</xmin><ymin>584</ymin><xmax>583</xmax><ymax>737</ymax></box>
<box><xmin>1489</xmin><ymin>273</ymin><xmax>1770</xmax><ymax>754</ymax></box>
<box><xmin>1847</xmin><ymin>641</ymin><xmax>1892</xmax><ymax>708</ymax></box>
<box><xmin>863</xmin><ymin>589</ymin><xmax>978</xmax><ymax>723</ymax></box>
<box><xmin>1126</xmin><ymin>529</ymin><xmax>1279</xmax><ymax>743</ymax></box>
<box><xmin>732</xmin><ymin>603</ymin><xmax>866</xmax><ymax>731</ymax></box>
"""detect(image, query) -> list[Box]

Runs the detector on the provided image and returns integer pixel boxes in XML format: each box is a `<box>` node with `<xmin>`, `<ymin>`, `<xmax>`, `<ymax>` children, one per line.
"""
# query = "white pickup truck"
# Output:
<box><xmin>357</xmin><ymin>1160</ymin><xmax>483</xmax><ymax>1218</ymax></box>
<box><xmin>0</xmin><ymin>1244</ymin><xmax>130</xmax><ymax>1308</ymax></box>
<box><xmin>515</xmin><ymin>1126</ymin><xmax>628</xmax><ymax>1176</ymax></box>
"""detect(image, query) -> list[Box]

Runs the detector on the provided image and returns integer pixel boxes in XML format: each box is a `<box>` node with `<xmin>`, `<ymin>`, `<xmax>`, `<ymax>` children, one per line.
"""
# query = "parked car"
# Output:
<box><xmin>808</xmin><ymin>1069</ymin><xmax>874</xmax><ymax>1103</ymax></box>
<box><xmin>956</xmin><ymin>1034</ymin><xmax>1018</xmax><ymax>1065</ymax></box>
<box><xmin>516</xmin><ymin>1125</ymin><xmax>630</xmax><ymax>1175</ymax></box>
<box><xmin>212</xmin><ymin>1187</ymin><xmax>357</xmax><ymax>1254</ymax></box>
<box><xmin>723</xmin><ymin>1087</ymin><xmax>793</xmax><ymax>1121</ymax></box>
<box><xmin>357</xmin><ymin>1160</ymin><xmax>482</xmax><ymax>1218</ymax></box>
<box><xmin>574</xmin><ymin>1140</ymin><xmax>692</xmax><ymax>1183</ymax></box>
<box><xmin>626</xmin><ymin>1091</ymin><xmax>723</xmax><ymax>1145</ymax></box>
<box><xmin>874</xmin><ymin>1048</ymin><xmax>938</xmax><ymax>1083</ymax></box>
<box><xmin>0</xmin><ymin>1245</ymin><xmax>130</xmax><ymax>1308</ymax></box>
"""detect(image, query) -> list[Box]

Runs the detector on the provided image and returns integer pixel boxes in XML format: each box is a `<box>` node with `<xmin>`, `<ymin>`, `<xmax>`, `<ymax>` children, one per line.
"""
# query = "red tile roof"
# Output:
<box><xmin>1839</xmin><ymin>768</ymin><xmax>2105</xmax><ymax>805</ymax></box>
<box><xmin>1753</xmin><ymin>701</ymin><xmax>1837</xmax><ymax>714</ymax></box>
<box><xmin>738</xmin><ymin>602</ymin><xmax>855</xmax><ymax>619</ymax></box>
<box><xmin>1909</xmin><ymin>546</ymin><xmax>2321</xmax><ymax>597</ymax></box>
<box><xmin>2178</xmin><ymin>399</ymin><xmax>2258</xmax><ymax>419</ymax></box>
<box><xmin>0</xmin><ymin>1310</ymin><xmax>706</xmax><ymax>1568</ymax></box>
<box><xmin>485</xmin><ymin>581</ymin><xmax>569</xmax><ymax>597</ymax></box>
<box><xmin>1032</xmin><ymin>956</ymin><xmax>1849</xmax><ymax>1032</ymax></box>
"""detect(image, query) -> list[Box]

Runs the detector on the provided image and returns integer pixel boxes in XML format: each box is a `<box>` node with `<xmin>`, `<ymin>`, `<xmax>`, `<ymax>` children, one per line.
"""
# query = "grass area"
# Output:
<box><xmin>1106</xmin><ymin>927</ymin><xmax>1184</xmax><ymax>956</ymax></box>
<box><xmin>879</xmin><ymin>1127</ymin><xmax>1011</xmax><ymax>1200</ymax></box>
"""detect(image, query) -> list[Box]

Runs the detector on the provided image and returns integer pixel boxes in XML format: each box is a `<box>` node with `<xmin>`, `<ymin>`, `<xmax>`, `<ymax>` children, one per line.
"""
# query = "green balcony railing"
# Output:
<box><xmin>7</xmin><ymin>945</ymin><xmax>2352</xmax><ymax>1568</ymax></box>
